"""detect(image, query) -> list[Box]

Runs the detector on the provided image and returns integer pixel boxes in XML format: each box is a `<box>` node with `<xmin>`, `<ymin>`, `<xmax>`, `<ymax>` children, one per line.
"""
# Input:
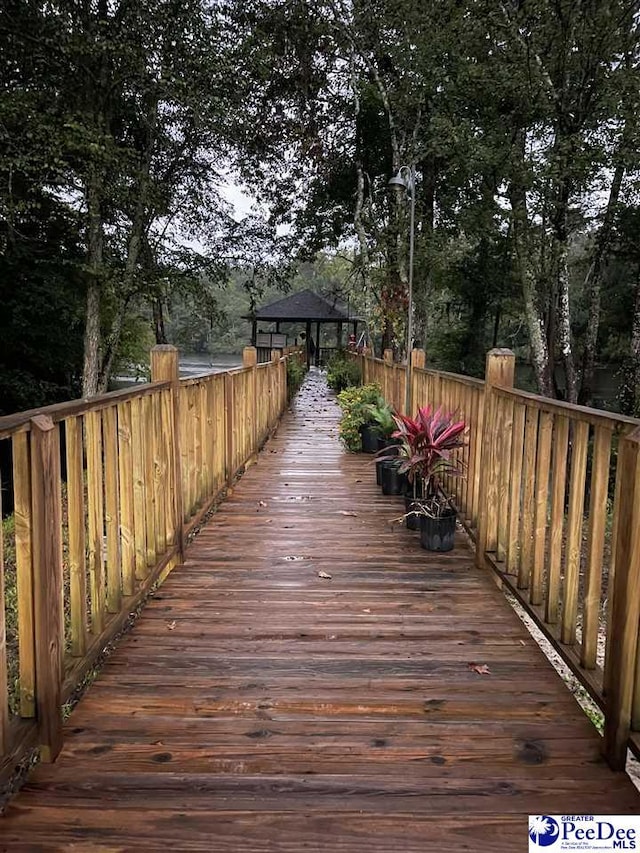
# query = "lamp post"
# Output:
<box><xmin>389</xmin><ymin>164</ymin><xmax>416</xmax><ymax>414</ymax></box>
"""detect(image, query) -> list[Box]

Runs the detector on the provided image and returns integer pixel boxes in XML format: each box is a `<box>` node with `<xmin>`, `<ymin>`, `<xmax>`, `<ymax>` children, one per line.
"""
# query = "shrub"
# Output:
<box><xmin>286</xmin><ymin>357</ymin><xmax>306</xmax><ymax>400</ymax></box>
<box><xmin>336</xmin><ymin>383</ymin><xmax>381</xmax><ymax>451</ymax></box>
<box><xmin>326</xmin><ymin>351</ymin><xmax>361</xmax><ymax>392</ymax></box>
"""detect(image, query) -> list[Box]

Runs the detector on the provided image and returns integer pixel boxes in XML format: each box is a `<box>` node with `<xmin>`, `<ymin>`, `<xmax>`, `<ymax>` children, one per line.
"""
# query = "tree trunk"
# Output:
<box><xmin>153</xmin><ymin>299</ymin><xmax>167</xmax><ymax>344</ymax></box>
<box><xmin>579</xmin><ymin>150</ymin><xmax>627</xmax><ymax>404</ymax></box>
<box><xmin>621</xmin><ymin>268</ymin><xmax>640</xmax><ymax>417</ymax></box>
<box><xmin>551</xmin><ymin>133</ymin><xmax>578</xmax><ymax>403</ymax></box>
<box><xmin>630</xmin><ymin>271</ymin><xmax>640</xmax><ymax>416</ymax></box>
<box><xmin>556</xmin><ymin>237</ymin><xmax>578</xmax><ymax>402</ymax></box>
<box><xmin>97</xmin><ymin>300</ymin><xmax>130</xmax><ymax>394</ymax></box>
<box><xmin>509</xmin><ymin>149</ymin><xmax>553</xmax><ymax>396</ymax></box>
<box><xmin>82</xmin><ymin>170</ymin><xmax>104</xmax><ymax>397</ymax></box>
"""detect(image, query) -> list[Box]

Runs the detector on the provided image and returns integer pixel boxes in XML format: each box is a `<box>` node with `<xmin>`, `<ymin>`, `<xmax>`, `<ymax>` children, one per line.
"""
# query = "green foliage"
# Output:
<box><xmin>326</xmin><ymin>351</ymin><xmax>361</xmax><ymax>392</ymax></box>
<box><xmin>336</xmin><ymin>383</ymin><xmax>381</xmax><ymax>452</ymax></box>
<box><xmin>363</xmin><ymin>397</ymin><xmax>396</xmax><ymax>438</ymax></box>
<box><xmin>2</xmin><ymin>515</ymin><xmax>18</xmax><ymax>714</ymax></box>
<box><xmin>286</xmin><ymin>357</ymin><xmax>306</xmax><ymax>400</ymax></box>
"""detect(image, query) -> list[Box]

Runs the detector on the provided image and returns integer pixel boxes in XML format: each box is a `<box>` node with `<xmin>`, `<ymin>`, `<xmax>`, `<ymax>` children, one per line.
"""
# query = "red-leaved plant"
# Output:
<box><xmin>391</xmin><ymin>405</ymin><xmax>467</xmax><ymax>517</ymax></box>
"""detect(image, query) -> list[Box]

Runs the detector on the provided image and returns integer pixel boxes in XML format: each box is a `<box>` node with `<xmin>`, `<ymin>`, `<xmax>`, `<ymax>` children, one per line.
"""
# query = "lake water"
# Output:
<box><xmin>113</xmin><ymin>352</ymin><xmax>243</xmax><ymax>388</ymax></box>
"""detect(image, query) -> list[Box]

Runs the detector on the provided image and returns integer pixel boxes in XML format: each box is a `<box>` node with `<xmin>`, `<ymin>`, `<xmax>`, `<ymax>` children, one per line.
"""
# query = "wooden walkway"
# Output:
<box><xmin>1</xmin><ymin>371</ymin><xmax>639</xmax><ymax>851</ymax></box>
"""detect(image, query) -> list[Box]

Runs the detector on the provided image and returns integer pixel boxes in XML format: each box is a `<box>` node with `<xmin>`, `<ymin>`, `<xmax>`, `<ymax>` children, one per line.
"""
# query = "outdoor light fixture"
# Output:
<box><xmin>388</xmin><ymin>164</ymin><xmax>416</xmax><ymax>414</ymax></box>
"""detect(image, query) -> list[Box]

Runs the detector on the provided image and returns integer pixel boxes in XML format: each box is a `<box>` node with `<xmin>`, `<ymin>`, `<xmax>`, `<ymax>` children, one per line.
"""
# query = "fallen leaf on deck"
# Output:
<box><xmin>519</xmin><ymin>640</ymin><xmax>526</xmax><ymax>646</ymax></box>
<box><xmin>167</xmin><ymin>621</ymin><xmax>177</xmax><ymax>631</ymax></box>
<box><xmin>467</xmin><ymin>662</ymin><xmax>490</xmax><ymax>675</ymax></box>
<box><xmin>338</xmin><ymin>510</ymin><xmax>358</xmax><ymax>517</ymax></box>
<box><xmin>258</xmin><ymin>500</ymin><xmax>268</xmax><ymax>507</ymax></box>
<box><xmin>362</xmin><ymin>608</ymin><xmax>371</xmax><ymax>613</ymax></box>
<box><xmin>355</xmin><ymin>479</ymin><xmax>362</xmax><ymax>483</ymax></box>
<box><xmin>318</xmin><ymin>571</ymin><xmax>332</xmax><ymax>580</ymax></box>
<box><xmin>284</xmin><ymin>555</ymin><xmax>308</xmax><ymax>561</ymax></box>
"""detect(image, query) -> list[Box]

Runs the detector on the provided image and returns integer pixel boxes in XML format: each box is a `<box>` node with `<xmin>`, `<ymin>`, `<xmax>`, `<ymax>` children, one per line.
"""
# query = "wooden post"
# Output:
<box><xmin>243</xmin><ymin>346</ymin><xmax>258</xmax><ymax>457</ymax></box>
<box><xmin>151</xmin><ymin>345</ymin><xmax>184</xmax><ymax>561</ymax></box>
<box><xmin>411</xmin><ymin>348</ymin><xmax>426</xmax><ymax>369</ymax></box>
<box><xmin>30</xmin><ymin>415</ymin><xmax>64</xmax><ymax>762</ymax></box>
<box><xmin>224</xmin><ymin>371</ymin><xmax>234</xmax><ymax>485</ymax></box>
<box><xmin>361</xmin><ymin>350</ymin><xmax>369</xmax><ymax>385</ymax></box>
<box><xmin>408</xmin><ymin>348</ymin><xmax>426</xmax><ymax>415</ymax></box>
<box><xmin>603</xmin><ymin>426</ymin><xmax>640</xmax><ymax>770</ymax></box>
<box><xmin>383</xmin><ymin>348</ymin><xmax>393</xmax><ymax>364</ymax></box>
<box><xmin>475</xmin><ymin>348</ymin><xmax>515</xmax><ymax>569</ymax></box>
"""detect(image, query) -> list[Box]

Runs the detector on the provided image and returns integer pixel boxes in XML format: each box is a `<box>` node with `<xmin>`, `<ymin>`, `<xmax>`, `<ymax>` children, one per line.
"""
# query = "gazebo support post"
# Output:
<box><xmin>306</xmin><ymin>320</ymin><xmax>312</xmax><ymax>369</ymax></box>
<box><xmin>315</xmin><ymin>321</ymin><xmax>321</xmax><ymax>367</ymax></box>
<box><xmin>251</xmin><ymin>320</ymin><xmax>257</xmax><ymax>347</ymax></box>
<box><xmin>337</xmin><ymin>321</ymin><xmax>343</xmax><ymax>350</ymax></box>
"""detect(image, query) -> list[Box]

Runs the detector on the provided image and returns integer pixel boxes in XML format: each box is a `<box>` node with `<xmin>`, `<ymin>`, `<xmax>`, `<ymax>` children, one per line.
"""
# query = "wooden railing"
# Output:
<box><xmin>360</xmin><ymin>346</ymin><xmax>640</xmax><ymax>770</ymax></box>
<box><xmin>0</xmin><ymin>344</ymin><xmax>289</xmax><ymax>782</ymax></box>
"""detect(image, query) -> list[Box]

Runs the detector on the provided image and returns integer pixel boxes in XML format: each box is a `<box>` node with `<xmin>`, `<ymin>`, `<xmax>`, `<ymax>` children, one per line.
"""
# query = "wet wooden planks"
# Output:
<box><xmin>1</xmin><ymin>370</ymin><xmax>639</xmax><ymax>852</ymax></box>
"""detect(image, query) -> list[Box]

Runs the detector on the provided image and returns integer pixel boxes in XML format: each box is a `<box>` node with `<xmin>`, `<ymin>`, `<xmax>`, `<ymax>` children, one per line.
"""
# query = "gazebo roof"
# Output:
<box><xmin>245</xmin><ymin>289</ymin><xmax>357</xmax><ymax>323</ymax></box>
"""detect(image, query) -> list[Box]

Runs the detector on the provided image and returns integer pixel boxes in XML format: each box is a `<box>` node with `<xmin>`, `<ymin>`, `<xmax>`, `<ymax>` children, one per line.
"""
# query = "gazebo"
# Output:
<box><xmin>244</xmin><ymin>289</ymin><xmax>360</xmax><ymax>367</ymax></box>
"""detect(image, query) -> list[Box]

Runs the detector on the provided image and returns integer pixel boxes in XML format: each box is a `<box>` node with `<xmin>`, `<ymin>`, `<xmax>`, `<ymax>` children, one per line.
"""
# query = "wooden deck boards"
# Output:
<box><xmin>1</xmin><ymin>371</ymin><xmax>638</xmax><ymax>851</ymax></box>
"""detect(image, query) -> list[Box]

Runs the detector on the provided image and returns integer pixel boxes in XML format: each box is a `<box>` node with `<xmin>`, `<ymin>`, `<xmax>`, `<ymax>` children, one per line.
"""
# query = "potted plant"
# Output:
<box><xmin>362</xmin><ymin>397</ymin><xmax>398</xmax><ymax>468</ymax></box>
<box><xmin>391</xmin><ymin>406</ymin><xmax>467</xmax><ymax>551</ymax></box>
<box><xmin>336</xmin><ymin>383</ymin><xmax>382</xmax><ymax>452</ymax></box>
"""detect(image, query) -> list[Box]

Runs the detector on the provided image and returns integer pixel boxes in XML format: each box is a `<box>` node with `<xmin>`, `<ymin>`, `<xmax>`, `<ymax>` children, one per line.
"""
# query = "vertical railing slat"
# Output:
<box><xmin>130</xmin><ymin>396</ymin><xmax>147</xmax><ymax>580</ymax></box>
<box><xmin>117</xmin><ymin>401</ymin><xmax>136</xmax><ymax>597</ymax></box>
<box><xmin>0</xmin><ymin>470</ymin><xmax>9</xmax><ymax>751</ymax></box>
<box><xmin>12</xmin><ymin>432</ymin><xmax>36</xmax><ymax>715</ymax></box>
<box><xmin>603</xmin><ymin>426</ymin><xmax>640</xmax><ymax>769</ymax></box>
<box><xmin>65</xmin><ymin>417</ymin><xmax>88</xmax><ymax>656</ymax></box>
<box><xmin>546</xmin><ymin>414</ymin><xmax>569</xmax><ymax>624</ymax></box>
<box><xmin>103</xmin><ymin>405</ymin><xmax>122</xmax><ymax>615</ymax></box>
<box><xmin>561</xmin><ymin>420</ymin><xmax>590</xmax><ymax>646</ymax></box>
<box><xmin>581</xmin><ymin>424</ymin><xmax>613</xmax><ymax>668</ymax></box>
<box><xmin>30</xmin><ymin>415</ymin><xmax>64</xmax><ymax>762</ymax></box>
<box><xmin>531</xmin><ymin>410</ymin><xmax>553</xmax><ymax>606</ymax></box>
<box><xmin>517</xmin><ymin>407</ymin><xmax>539</xmax><ymax>590</ymax></box>
<box><xmin>506</xmin><ymin>402</ymin><xmax>526</xmax><ymax>576</ymax></box>
<box><xmin>85</xmin><ymin>410</ymin><xmax>105</xmax><ymax>634</ymax></box>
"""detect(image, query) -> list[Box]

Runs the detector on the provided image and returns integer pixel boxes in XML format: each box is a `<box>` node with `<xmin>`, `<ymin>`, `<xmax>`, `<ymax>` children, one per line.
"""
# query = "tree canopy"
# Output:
<box><xmin>2</xmin><ymin>0</ymin><xmax>640</xmax><ymax>414</ymax></box>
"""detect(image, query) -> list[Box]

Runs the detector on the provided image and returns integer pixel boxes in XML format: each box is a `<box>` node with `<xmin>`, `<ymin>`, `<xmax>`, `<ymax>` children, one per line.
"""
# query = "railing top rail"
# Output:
<box><xmin>0</xmin><ymin>379</ymin><xmax>171</xmax><ymax>439</ymax></box>
<box><xmin>179</xmin><ymin>364</ymin><xmax>257</xmax><ymax>387</ymax></box>
<box><xmin>179</xmin><ymin>371</ymin><xmax>224</xmax><ymax>387</ymax></box>
<box><xmin>415</xmin><ymin>366</ymin><xmax>485</xmax><ymax>389</ymax></box>
<box><xmin>493</xmin><ymin>383</ymin><xmax>640</xmax><ymax>431</ymax></box>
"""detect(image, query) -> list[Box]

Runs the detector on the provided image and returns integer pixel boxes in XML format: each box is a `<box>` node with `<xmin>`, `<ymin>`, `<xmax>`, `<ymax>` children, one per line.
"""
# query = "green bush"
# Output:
<box><xmin>286</xmin><ymin>357</ymin><xmax>306</xmax><ymax>399</ymax></box>
<box><xmin>326</xmin><ymin>351</ymin><xmax>361</xmax><ymax>392</ymax></box>
<box><xmin>336</xmin><ymin>383</ymin><xmax>381</xmax><ymax>451</ymax></box>
<box><xmin>363</xmin><ymin>396</ymin><xmax>396</xmax><ymax>438</ymax></box>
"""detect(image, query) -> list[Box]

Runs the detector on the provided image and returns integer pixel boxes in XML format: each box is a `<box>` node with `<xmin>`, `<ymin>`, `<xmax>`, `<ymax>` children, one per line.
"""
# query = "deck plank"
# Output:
<box><xmin>1</xmin><ymin>370</ymin><xmax>638</xmax><ymax>851</ymax></box>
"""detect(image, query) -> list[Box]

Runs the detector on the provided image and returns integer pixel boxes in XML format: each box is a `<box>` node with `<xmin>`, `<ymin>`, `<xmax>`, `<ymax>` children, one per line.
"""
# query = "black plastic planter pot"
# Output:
<box><xmin>375</xmin><ymin>458</ymin><xmax>384</xmax><ymax>486</ymax></box>
<box><xmin>419</xmin><ymin>510</ymin><xmax>456</xmax><ymax>552</ymax></box>
<box><xmin>381</xmin><ymin>460</ymin><xmax>406</xmax><ymax>496</ymax></box>
<box><xmin>360</xmin><ymin>423</ymin><xmax>379</xmax><ymax>454</ymax></box>
<box><xmin>377</xmin><ymin>436</ymin><xmax>400</xmax><ymax>455</ymax></box>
